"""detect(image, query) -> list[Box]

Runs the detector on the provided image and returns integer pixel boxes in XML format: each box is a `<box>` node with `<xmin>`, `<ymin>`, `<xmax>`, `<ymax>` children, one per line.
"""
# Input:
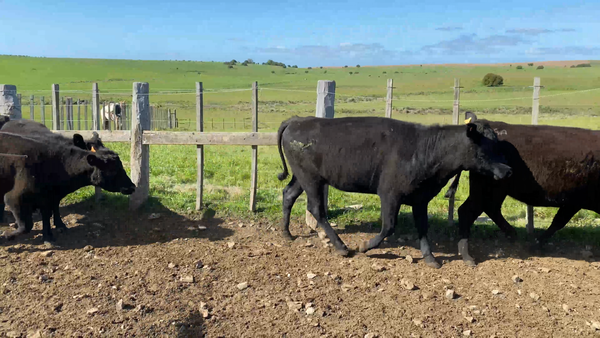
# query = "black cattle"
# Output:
<box><xmin>445</xmin><ymin>112</ymin><xmax>600</xmax><ymax>266</ymax></box>
<box><xmin>0</xmin><ymin>118</ymin><xmax>106</xmax><ymax>227</ymax></box>
<box><xmin>276</xmin><ymin>116</ymin><xmax>512</xmax><ymax>268</ymax></box>
<box><xmin>0</xmin><ymin>132</ymin><xmax>135</xmax><ymax>243</ymax></box>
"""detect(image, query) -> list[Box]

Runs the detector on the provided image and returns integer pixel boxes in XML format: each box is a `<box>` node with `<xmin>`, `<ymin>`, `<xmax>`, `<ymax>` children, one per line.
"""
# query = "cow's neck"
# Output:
<box><xmin>61</xmin><ymin>149</ymin><xmax>95</xmax><ymax>189</ymax></box>
<box><xmin>414</xmin><ymin>127</ymin><xmax>468</xmax><ymax>183</ymax></box>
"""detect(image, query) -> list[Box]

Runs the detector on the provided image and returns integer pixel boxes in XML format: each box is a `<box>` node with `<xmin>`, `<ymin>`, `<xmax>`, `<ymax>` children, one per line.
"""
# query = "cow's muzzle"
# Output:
<box><xmin>492</xmin><ymin>163</ymin><xmax>512</xmax><ymax>180</ymax></box>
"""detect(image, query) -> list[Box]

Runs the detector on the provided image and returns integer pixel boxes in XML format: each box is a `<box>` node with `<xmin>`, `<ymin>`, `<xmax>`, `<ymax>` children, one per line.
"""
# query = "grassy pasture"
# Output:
<box><xmin>3</xmin><ymin>55</ymin><xmax>600</xmax><ymax>244</ymax></box>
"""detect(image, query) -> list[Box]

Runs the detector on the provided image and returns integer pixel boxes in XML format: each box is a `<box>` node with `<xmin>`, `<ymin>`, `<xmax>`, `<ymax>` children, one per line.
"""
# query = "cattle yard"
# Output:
<box><xmin>2</xmin><ymin>57</ymin><xmax>600</xmax><ymax>336</ymax></box>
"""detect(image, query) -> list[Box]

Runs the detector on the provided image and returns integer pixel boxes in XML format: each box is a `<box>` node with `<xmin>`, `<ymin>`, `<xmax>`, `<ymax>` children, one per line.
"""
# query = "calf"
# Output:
<box><xmin>445</xmin><ymin>112</ymin><xmax>600</xmax><ymax>265</ymax></box>
<box><xmin>0</xmin><ymin>132</ymin><xmax>135</xmax><ymax>243</ymax></box>
<box><xmin>277</xmin><ymin>116</ymin><xmax>511</xmax><ymax>268</ymax></box>
<box><xmin>0</xmin><ymin>118</ymin><xmax>106</xmax><ymax>227</ymax></box>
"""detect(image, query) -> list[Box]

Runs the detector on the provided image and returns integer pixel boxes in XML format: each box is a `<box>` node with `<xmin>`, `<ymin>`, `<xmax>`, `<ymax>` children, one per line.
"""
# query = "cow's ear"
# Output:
<box><xmin>464</xmin><ymin>111</ymin><xmax>478</xmax><ymax>124</ymax></box>
<box><xmin>73</xmin><ymin>134</ymin><xmax>86</xmax><ymax>149</ymax></box>
<box><xmin>466</xmin><ymin>123</ymin><xmax>483</xmax><ymax>143</ymax></box>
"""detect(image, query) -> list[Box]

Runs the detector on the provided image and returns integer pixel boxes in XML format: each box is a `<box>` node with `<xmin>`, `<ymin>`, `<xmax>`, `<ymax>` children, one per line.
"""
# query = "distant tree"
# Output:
<box><xmin>244</xmin><ymin>59</ymin><xmax>254</xmax><ymax>64</ymax></box>
<box><xmin>231</xmin><ymin>59</ymin><xmax>238</xmax><ymax>65</ymax></box>
<box><xmin>344</xmin><ymin>65</ymin><xmax>348</xmax><ymax>68</ymax></box>
<box><xmin>266</xmin><ymin>59</ymin><xmax>287</xmax><ymax>67</ymax></box>
<box><xmin>228</xmin><ymin>65</ymin><xmax>234</xmax><ymax>69</ymax></box>
<box><xmin>528</xmin><ymin>63</ymin><xmax>534</xmax><ymax>66</ymax></box>
<box><xmin>516</xmin><ymin>65</ymin><xmax>523</xmax><ymax>70</ymax></box>
<box><xmin>382</xmin><ymin>71</ymin><xmax>387</xmax><ymax>74</ymax></box>
<box><xmin>576</xmin><ymin>63</ymin><xmax>592</xmax><ymax>67</ymax></box>
<box><xmin>356</xmin><ymin>64</ymin><xmax>361</xmax><ymax>68</ymax></box>
<box><xmin>482</xmin><ymin>73</ymin><xmax>504</xmax><ymax>87</ymax></box>
<box><xmin>536</xmin><ymin>65</ymin><xmax>544</xmax><ymax>70</ymax></box>
<box><xmin>241</xmin><ymin>61</ymin><xmax>249</xmax><ymax>66</ymax></box>
<box><xmin>292</xmin><ymin>65</ymin><xmax>298</xmax><ymax>68</ymax></box>
<box><xmin>308</xmin><ymin>67</ymin><xmax>312</xmax><ymax>69</ymax></box>
<box><xmin>320</xmin><ymin>66</ymin><xmax>323</xmax><ymax>69</ymax></box>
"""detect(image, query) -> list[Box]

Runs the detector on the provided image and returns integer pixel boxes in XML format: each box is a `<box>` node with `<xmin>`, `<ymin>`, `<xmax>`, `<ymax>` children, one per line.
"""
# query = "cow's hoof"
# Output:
<box><xmin>423</xmin><ymin>255</ymin><xmax>441</xmax><ymax>269</ymax></box>
<box><xmin>335</xmin><ymin>248</ymin><xmax>350</xmax><ymax>257</ymax></box>
<box><xmin>280</xmin><ymin>230</ymin><xmax>294</xmax><ymax>241</ymax></box>
<box><xmin>463</xmin><ymin>257</ymin><xmax>477</xmax><ymax>267</ymax></box>
<box><xmin>358</xmin><ymin>241</ymin><xmax>370</xmax><ymax>253</ymax></box>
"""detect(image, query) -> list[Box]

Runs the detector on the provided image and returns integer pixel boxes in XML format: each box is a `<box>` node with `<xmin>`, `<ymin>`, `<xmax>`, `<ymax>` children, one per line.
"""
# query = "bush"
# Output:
<box><xmin>308</xmin><ymin>67</ymin><xmax>312</xmax><ymax>69</ymax></box>
<box><xmin>243</xmin><ymin>59</ymin><xmax>254</xmax><ymax>65</ymax></box>
<box><xmin>382</xmin><ymin>71</ymin><xmax>387</xmax><ymax>74</ymax></box>
<box><xmin>305</xmin><ymin>70</ymin><xmax>309</xmax><ymax>73</ymax></box>
<box><xmin>537</xmin><ymin>65</ymin><xmax>544</xmax><ymax>70</ymax></box>
<box><xmin>516</xmin><ymin>65</ymin><xmax>523</xmax><ymax>70</ymax></box>
<box><xmin>266</xmin><ymin>59</ymin><xmax>286</xmax><ymax>68</ymax></box>
<box><xmin>344</xmin><ymin>65</ymin><xmax>348</xmax><ymax>68</ymax></box>
<box><xmin>228</xmin><ymin>65</ymin><xmax>234</xmax><ymax>69</ymax></box>
<box><xmin>324</xmin><ymin>70</ymin><xmax>327</xmax><ymax>73</ymax></box>
<box><xmin>528</xmin><ymin>63</ymin><xmax>534</xmax><ymax>66</ymax></box>
<box><xmin>320</xmin><ymin>66</ymin><xmax>323</xmax><ymax>69</ymax></box>
<box><xmin>271</xmin><ymin>70</ymin><xmax>275</xmax><ymax>74</ymax></box>
<box><xmin>482</xmin><ymin>73</ymin><xmax>504</xmax><ymax>87</ymax></box>
<box><xmin>356</xmin><ymin>64</ymin><xmax>361</xmax><ymax>68</ymax></box>
<box><xmin>292</xmin><ymin>65</ymin><xmax>298</xmax><ymax>68</ymax></box>
<box><xmin>354</xmin><ymin>72</ymin><xmax>359</xmax><ymax>74</ymax></box>
<box><xmin>349</xmin><ymin>72</ymin><xmax>353</xmax><ymax>74</ymax></box>
<box><xmin>576</xmin><ymin>63</ymin><xmax>592</xmax><ymax>67</ymax></box>
<box><xmin>241</xmin><ymin>61</ymin><xmax>248</xmax><ymax>66</ymax></box>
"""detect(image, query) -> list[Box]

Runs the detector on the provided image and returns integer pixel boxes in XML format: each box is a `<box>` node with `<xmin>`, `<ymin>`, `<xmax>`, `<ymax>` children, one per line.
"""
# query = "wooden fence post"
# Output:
<box><xmin>84</xmin><ymin>101</ymin><xmax>88</xmax><ymax>130</ymax></box>
<box><xmin>526</xmin><ymin>77</ymin><xmax>541</xmax><ymax>235</ymax></box>
<box><xmin>168</xmin><ymin>109</ymin><xmax>172</xmax><ymax>129</ymax></box>
<box><xmin>0</xmin><ymin>85</ymin><xmax>20</xmax><ymax>119</ymax></box>
<box><xmin>129</xmin><ymin>82</ymin><xmax>150</xmax><ymax>210</ymax></box>
<box><xmin>60</xmin><ymin>100</ymin><xmax>65</xmax><ymax>130</ymax></box>
<box><xmin>29</xmin><ymin>95</ymin><xmax>34</xmax><ymax>120</ymax></box>
<box><xmin>65</xmin><ymin>97</ymin><xmax>73</xmax><ymax>130</ymax></box>
<box><xmin>385</xmin><ymin>79</ymin><xmax>393</xmax><ymax>118</ymax></box>
<box><xmin>40</xmin><ymin>96</ymin><xmax>45</xmax><ymax>127</ymax></box>
<box><xmin>447</xmin><ymin>78</ymin><xmax>462</xmax><ymax>225</ymax></box>
<box><xmin>250</xmin><ymin>81</ymin><xmax>259</xmax><ymax>211</ymax></box>
<box><xmin>91</xmin><ymin>84</ymin><xmax>103</xmax><ymax>200</ymax></box>
<box><xmin>16</xmin><ymin>94</ymin><xmax>21</xmax><ymax>114</ymax></box>
<box><xmin>196</xmin><ymin>82</ymin><xmax>204</xmax><ymax>210</ymax></box>
<box><xmin>51</xmin><ymin>84</ymin><xmax>60</xmax><ymax>130</ymax></box>
<box><xmin>306</xmin><ymin>80</ymin><xmax>336</xmax><ymax>230</ymax></box>
<box><xmin>77</xmin><ymin>100</ymin><xmax>81</xmax><ymax>130</ymax></box>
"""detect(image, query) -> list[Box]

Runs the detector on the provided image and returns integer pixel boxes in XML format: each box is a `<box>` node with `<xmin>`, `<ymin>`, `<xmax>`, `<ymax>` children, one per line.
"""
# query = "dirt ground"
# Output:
<box><xmin>1</xmin><ymin>205</ymin><xmax>600</xmax><ymax>338</ymax></box>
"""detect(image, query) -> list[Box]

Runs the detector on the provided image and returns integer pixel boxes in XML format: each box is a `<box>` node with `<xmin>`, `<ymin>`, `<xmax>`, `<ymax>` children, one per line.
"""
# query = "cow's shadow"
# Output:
<box><xmin>307</xmin><ymin>208</ymin><xmax>599</xmax><ymax>265</ymax></box>
<box><xmin>0</xmin><ymin>193</ymin><xmax>233</xmax><ymax>253</ymax></box>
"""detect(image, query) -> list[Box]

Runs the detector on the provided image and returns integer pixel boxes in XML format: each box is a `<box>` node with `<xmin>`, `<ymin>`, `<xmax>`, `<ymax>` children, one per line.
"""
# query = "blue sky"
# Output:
<box><xmin>0</xmin><ymin>0</ymin><xmax>598</xmax><ymax>67</ymax></box>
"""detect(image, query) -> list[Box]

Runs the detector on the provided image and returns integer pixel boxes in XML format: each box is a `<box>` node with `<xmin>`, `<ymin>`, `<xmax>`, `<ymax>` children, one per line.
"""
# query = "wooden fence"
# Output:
<box><xmin>45</xmin><ymin>79</ymin><xmax>545</xmax><ymax>231</ymax></box>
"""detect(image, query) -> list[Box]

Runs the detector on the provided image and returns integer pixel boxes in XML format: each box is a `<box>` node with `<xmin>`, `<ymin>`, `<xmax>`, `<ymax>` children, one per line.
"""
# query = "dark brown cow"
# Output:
<box><xmin>446</xmin><ymin>112</ymin><xmax>600</xmax><ymax>266</ymax></box>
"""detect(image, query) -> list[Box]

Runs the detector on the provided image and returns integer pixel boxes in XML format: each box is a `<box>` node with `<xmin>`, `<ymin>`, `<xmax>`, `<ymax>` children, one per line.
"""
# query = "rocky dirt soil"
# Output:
<box><xmin>1</xmin><ymin>205</ymin><xmax>600</xmax><ymax>338</ymax></box>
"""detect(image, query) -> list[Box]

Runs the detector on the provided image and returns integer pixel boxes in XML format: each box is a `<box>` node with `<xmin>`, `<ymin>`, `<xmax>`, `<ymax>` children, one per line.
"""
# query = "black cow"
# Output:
<box><xmin>0</xmin><ymin>132</ymin><xmax>135</xmax><ymax>243</ymax></box>
<box><xmin>0</xmin><ymin>118</ymin><xmax>106</xmax><ymax>227</ymax></box>
<box><xmin>276</xmin><ymin>116</ymin><xmax>512</xmax><ymax>268</ymax></box>
<box><xmin>445</xmin><ymin>112</ymin><xmax>600</xmax><ymax>266</ymax></box>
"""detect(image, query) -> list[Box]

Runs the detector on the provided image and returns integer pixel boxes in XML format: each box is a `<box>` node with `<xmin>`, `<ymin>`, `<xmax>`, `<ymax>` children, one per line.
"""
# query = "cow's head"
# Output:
<box><xmin>463</xmin><ymin>119</ymin><xmax>512</xmax><ymax>180</ymax></box>
<box><xmin>86</xmin><ymin>147</ymin><xmax>136</xmax><ymax>195</ymax></box>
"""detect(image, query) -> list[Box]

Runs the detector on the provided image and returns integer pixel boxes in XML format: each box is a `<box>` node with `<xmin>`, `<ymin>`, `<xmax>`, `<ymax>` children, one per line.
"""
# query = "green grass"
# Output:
<box><xmin>4</xmin><ymin>55</ymin><xmax>600</xmax><ymax>244</ymax></box>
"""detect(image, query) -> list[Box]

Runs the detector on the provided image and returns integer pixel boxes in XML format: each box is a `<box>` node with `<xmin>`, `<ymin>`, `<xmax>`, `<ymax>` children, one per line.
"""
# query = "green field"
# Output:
<box><xmin>3</xmin><ymin>55</ymin><xmax>600</xmax><ymax>244</ymax></box>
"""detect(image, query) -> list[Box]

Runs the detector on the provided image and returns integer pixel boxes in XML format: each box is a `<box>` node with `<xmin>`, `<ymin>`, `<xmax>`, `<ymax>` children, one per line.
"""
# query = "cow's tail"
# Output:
<box><xmin>277</xmin><ymin>119</ymin><xmax>291</xmax><ymax>181</ymax></box>
<box><xmin>444</xmin><ymin>172</ymin><xmax>462</xmax><ymax>199</ymax></box>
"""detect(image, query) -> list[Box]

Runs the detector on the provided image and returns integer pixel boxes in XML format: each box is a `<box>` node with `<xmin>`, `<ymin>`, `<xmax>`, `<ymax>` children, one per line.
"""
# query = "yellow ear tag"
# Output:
<box><xmin>91</xmin><ymin>146</ymin><xmax>96</xmax><ymax>153</ymax></box>
<box><xmin>464</xmin><ymin>117</ymin><xmax>472</xmax><ymax>124</ymax></box>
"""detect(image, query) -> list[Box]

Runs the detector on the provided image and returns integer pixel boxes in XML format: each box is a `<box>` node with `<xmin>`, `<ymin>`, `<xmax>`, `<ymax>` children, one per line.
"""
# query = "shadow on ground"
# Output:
<box><xmin>0</xmin><ymin>193</ymin><xmax>233</xmax><ymax>253</ymax></box>
<box><xmin>293</xmin><ymin>207</ymin><xmax>599</xmax><ymax>266</ymax></box>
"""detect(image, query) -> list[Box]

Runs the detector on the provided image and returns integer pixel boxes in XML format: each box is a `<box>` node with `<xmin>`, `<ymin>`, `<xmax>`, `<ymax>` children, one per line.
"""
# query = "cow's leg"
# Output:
<box><xmin>3</xmin><ymin>196</ymin><xmax>33</xmax><ymax>241</ymax></box>
<box><xmin>483</xmin><ymin>203</ymin><xmax>518</xmax><ymax>240</ymax></box>
<box><xmin>280</xmin><ymin>175</ymin><xmax>303</xmax><ymax>241</ymax></box>
<box><xmin>359</xmin><ymin>195</ymin><xmax>400</xmax><ymax>253</ymax></box>
<box><xmin>413</xmin><ymin>203</ymin><xmax>440</xmax><ymax>269</ymax></box>
<box><xmin>535</xmin><ymin>206</ymin><xmax>579</xmax><ymax>249</ymax></box>
<box><xmin>306</xmin><ymin>184</ymin><xmax>350</xmax><ymax>257</ymax></box>
<box><xmin>457</xmin><ymin>196</ymin><xmax>484</xmax><ymax>267</ymax></box>
<box><xmin>52</xmin><ymin>203</ymin><xmax>68</xmax><ymax>232</ymax></box>
<box><xmin>40</xmin><ymin>207</ymin><xmax>55</xmax><ymax>243</ymax></box>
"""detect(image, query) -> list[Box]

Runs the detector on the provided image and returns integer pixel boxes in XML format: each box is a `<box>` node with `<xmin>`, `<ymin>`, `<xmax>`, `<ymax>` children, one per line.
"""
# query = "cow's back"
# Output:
<box><xmin>487</xmin><ymin>121</ymin><xmax>600</xmax><ymax>204</ymax></box>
